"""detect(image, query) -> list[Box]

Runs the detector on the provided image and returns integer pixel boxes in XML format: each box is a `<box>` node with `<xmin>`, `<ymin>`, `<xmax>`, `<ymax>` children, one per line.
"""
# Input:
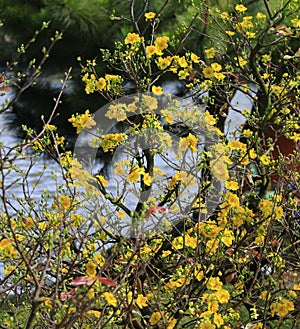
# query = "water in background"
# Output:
<box><xmin>0</xmin><ymin>91</ymin><xmax>63</xmax><ymax>212</ymax></box>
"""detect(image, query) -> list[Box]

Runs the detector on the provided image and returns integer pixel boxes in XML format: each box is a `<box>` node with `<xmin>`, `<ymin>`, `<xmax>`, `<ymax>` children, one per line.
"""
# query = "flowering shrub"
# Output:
<box><xmin>1</xmin><ymin>1</ymin><xmax>300</xmax><ymax>328</ymax></box>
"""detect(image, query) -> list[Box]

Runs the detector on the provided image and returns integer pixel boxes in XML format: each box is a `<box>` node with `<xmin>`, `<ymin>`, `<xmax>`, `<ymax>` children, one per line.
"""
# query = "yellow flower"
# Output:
<box><xmin>214</xmin><ymin>288</ymin><xmax>230</xmax><ymax>304</ymax></box>
<box><xmin>143</xmin><ymin>172</ymin><xmax>152</xmax><ymax>186</ymax></box>
<box><xmin>270</xmin><ymin>299</ymin><xmax>294</xmax><ymax>317</ymax></box>
<box><xmin>96</xmin><ymin>77</ymin><xmax>106</xmax><ymax>91</ymax></box>
<box><xmin>103</xmin><ymin>292</ymin><xmax>117</xmax><ymax>307</ymax></box>
<box><xmin>86</xmin><ymin>261</ymin><xmax>97</xmax><ymax>277</ymax></box>
<box><xmin>205</xmin><ymin>111</ymin><xmax>217</xmax><ymax>126</ymax></box>
<box><xmin>207</xmin><ymin>277</ymin><xmax>223</xmax><ymax>291</ymax></box>
<box><xmin>220</xmin><ymin>12</ymin><xmax>229</xmax><ymax>19</ymax></box>
<box><xmin>126</xmin><ymin>165</ymin><xmax>145</xmax><ymax>183</ymax></box>
<box><xmin>291</xmin><ymin>18</ymin><xmax>300</xmax><ymax>28</ymax></box>
<box><xmin>213</xmin><ymin>313</ymin><xmax>224</xmax><ymax>328</ymax></box>
<box><xmin>246</xmin><ymin>32</ymin><xmax>256</xmax><ymax>38</ymax></box>
<box><xmin>179</xmin><ymin>133</ymin><xmax>198</xmax><ymax>153</ymax></box>
<box><xmin>162</xmin><ymin>250</ymin><xmax>172</xmax><ymax>258</ymax></box>
<box><xmin>68</xmin><ymin>110</ymin><xmax>96</xmax><ymax>134</ymax></box>
<box><xmin>260</xmin><ymin>154</ymin><xmax>270</xmax><ymax>165</ymax></box>
<box><xmin>22</xmin><ymin>216</ymin><xmax>35</xmax><ymax>229</ymax></box>
<box><xmin>256</xmin><ymin>12</ymin><xmax>266</xmax><ymax>19</ymax></box>
<box><xmin>210</xmin><ymin>158</ymin><xmax>229</xmax><ymax>182</ymax></box>
<box><xmin>96</xmin><ymin>175</ymin><xmax>108</xmax><ymax>186</ymax></box>
<box><xmin>86</xmin><ymin>310</ymin><xmax>101</xmax><ymax>318</ymax></box>
<box><xmin>125</xmin><ymin>32</ymin><xmax>142</xmax><ymax>44</ymax></box>
<box><xmin>206</xmin><ymin>239</ymin><xmax>219</xmax><ymax>254</ymax></box>
<box><xmin>235</xmin><ymin>4</ymin><xmax>247</xmax><ymax>12</ymax></box>
<box><xmin>221</xmin><ymin>228</ymin><xmax>234</xmax><ymax>247</ymax></box>
<box><xmin>152</xmin><ymin>85</ymin><xmax>163</xmax><ymax>95</ymax></box>
<box><xmin>156</xmin><ymin>56</ymin><xmax>172</xmax><ymax>70</ymax></box>
<box><xmin>235</xmin><ymin>56</ymin><xmax>247</xmax><ymax>67</ymax></box>
<box><xmin>143</xmin><ymin>95</ymin><xmax>158</xmax><ymax>111</ymax></box>
<box><xmin>226</xmin><ymin>30</ymin><xmax>235</xmax><ymax>36</ymax></box>
<box><xmin>214</xmin><ymin>72</ymin><xmax>225</xmax><ymax>80</ymax></box>
<box><xmin>240</xmin><ymin>16</ymin><xmax>254</xmax><ymax>29</ymax></box>
<box><xmin>167</xmin><ymin>318</ymin><xmax>177</xmax><ymax>329</ymax></box>
<box><xmin>205</xmin><ymin>47</ymin><xmax>216</xmax><ymax>59</ymax></box>
<box><xmin>177</xmin><ymin>56</ymin><xmax>188</xmax><ymax>68</ymax></box>
<box><xmin>145</xmin><ymin>12</ymin><xmax>156</xmax><ymax>20</ymax></box>
<box><xmin>136</xmin><ymin>294</ymin><xmax>148</xmax><ymax>308</ymax></box>
<box><xmin>149</xmin><ymin>311</ymin><xmax>162</xmax><ymax>325</ymax></box>
<box><xmin>224</xmin><ymin>192</ymin><xmax>240</xmax><ymax>207</ymax></box>
<box><xmin>100</xmin><ymin>133</ymin><xmax>127</xmax><ymax>153</ymax></box>
<box><xmin>203</xmin><ymin>66</ymin><xmax>215</xmax><ymax>78</ymax></box>
<box><xmin>116</xmin><ymin>211</ymin><xmax>127</xmax><ymax>219</ymax></box>
<box><xmin>105</xmin><ymin>103</ymin><xmax>127</xmax><ymax>121</ymax></box>
<box><xmin>249</xmin><ymin>149</ymin><xmax>257</xmax><ymax>159</ymax></box>
<box><xmin>191</xmin><ymin>52</ymin><xmax>200</xmax><ymax>63</ymax></box>
<box><xmin>184</xmin><ymin>234</ymin><xmax>198</xmax><ymax>249</ymax></box>
<box><xmin>211</xmin><ymin>63</ymin><xmax>222</xmax><ymax>72</ymax></box>
<box><xmin>225</xmin><ymin>180</ymin><xmax>239</xmax><ymax>191</ymax></box>
<box><xmin>154</xmin><ymin>36</ymin><xmax>169</xmax><ymax>52</ymax></box>
<box><xmin>172</xmin><ymin>236</ymin><xmax>183</xmax><ymax>250</ymax></box>
<box><xmin>194</xmin><ymin>264</ymin><xmax>205</xmax><ymax>281</ymax></box>
<box><xmin>146</xmin><ymin>45</ymin><xmax>159</xmax><ymax>57</ymax></box>
<box><xmin>228</xmin><ymin>140</ymin><xmax>246</xmax><ymax>150</ymax></box>
<box><xmin>94</xmin><ymin>253</ymin><xmax>105</xmax><ymax>266</ymax></box>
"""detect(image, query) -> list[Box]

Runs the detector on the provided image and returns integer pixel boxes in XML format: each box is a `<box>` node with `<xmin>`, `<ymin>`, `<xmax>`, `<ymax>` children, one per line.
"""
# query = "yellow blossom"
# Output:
<box><xmin>235</xmin><ymin>4</ymin><xmax>247</xmax><ymax>12</ymax></box>
<box><xmin>256</xmin><ymin>12</ymin><xmax>266</xmax><ymax>19</ymax></box>
<box><xmin>249</xmin><ymin>149</ymin><xmax>257</xmax><ymax>159</ymax></box>
<box><xmin>260</xmin><ymin>154</ymin><xmax>270</xmax><ymax>165</ymax></box>
<box><xmin>149</xmin><ymin>311</ymin><xmax>162</xmax><ymax>325</ymax></box>
<box><xmin>203</xmin><ymin>66</ymin><xmax>215</xmax><ymax>78</ymax></box>
<box><xmin>214</xmin><ymin>288</ymin><xmax>230</xmax><ymax>304</ymax></box>
<box><xmin>270</xmin><ymin>299</ymin><xmax>294</xmax><ymax>317</ymax></box>
<box><xmin>191</xmin><ymin>52</ymin><xmax>200</xmax><ymax>63</ymax></box>
<box><xmin>143</xmin><ymin>172</ymin><xmax>152</xmax><ymax>186</ymax></box>
<box><xmin>154</xmin><ymin>36</ymin><xmax>169</xmax><ymax>52</ymax></box>
<box><xmin>96</xmin><ymin>175</ymin><xmax>108</xmax><ymax>186</ymax></box>
<box><xmin>291</xmin><ymin>18</ymin><xmax>300</xmax><ymax>28</ymax></box>
<box><xmin>194</xmin><ymin>264</ymin><xmax>205</xmax><ymax>281</ymax></box>
<box><xmin>179</xmin><ymin>133</ymin><xmax>198</xmax><ymax>152</ymax></box>
<box><xmin>145</xmin><ymin>12</ymin><xmax>156</xmax><ymax>20</ymax></box>
<box><xmin>143</xmin><ymin>95</ymin><xmax>158</xmax><ymax>111</ymax></box>
<box><xmin>86</xmin><ymin>261</ymin><xmax>97</xmax><ymax>277</ymax></box>
<box><xmin>103</xmin><ymin>292</ymin><xmax>117</xmax><ymax>307</ymax></box>
<box><xmin>226</xmin><ymin>30</ymin><xmax>235</xmax><ymax>36</ymax></box>
<box><xmin>214</xmin><ymin>72</ymin><xmax>225</xmax><ymax>80</ymax></box>
<box><xmin>146</xmin><ymin>45</ymin><xmax>159</xmax><ymax>57</ymax></box>
<box><xmin>220</xmin><ymin>12</ymin><xmax>229</xmax><ymax>19</ymax></box>
<box><xmin>125</xmin><ymin>32</ymin><xmax>142</xmax><ymax>44</ymax></box>
<box><xmin>213</xmin><ymin>313</ymin><xmax>224</xmax><ymax>328</ymax></box>
<box><xmin>221</xmin><ymin>228</ymin><xmax>234</xmax><ymax>247</ymax></box>
<box><xmin>68</xmin><ymin>110</ymin><xmax>96</xmax><ymax>134</ymax></box>
<box><xmin>211</xmin><ymin>158</ymin><xmax>229</xmax><ymax>182</ymax></box>
<box><xmin>96</xmin><ymin>77</ymin><xmax>106</xmax><ymax>91</ymax></box>
<box><xmin>126</xmin><ymin>165</ymin><xmax>145</xmax><ymax>183</ymax></box>
<box><xmin>156</xmin><ymin>56</ymin><xmax>172</xmax><ymax>70</ymax></box>
<box><xmin>224</xmin><ymin>192</ymin><xmax>240</xmax><ymax>207</ymax></box>
<box><xmin>177</xmin><ymin>56</ymin><xmax>188</xmax><ymax>68</ymax></box>
<box><xmin>225</xmin><ymin>180</ymin><xmax>239</xmax><ymax>191</ymax></box>
<box><xmin>136</xmin><ymin>294</ymin><xmax>148</xmax><ymax>308</ymax></box>
<box><xmin>205</xmin><ymin>47</ymin><xmax>216</xmax><ymax>59</ymax></box>
<box><xmin>211</xmin><ymin>63</ymin><xmax>222</xmax><ymax>72</ymax></box>
<box><xmin>167</xmin><ymin>318</ymin><xmax>177</xmax><ymax>329</ymax></box>
<box><xmin>152</xmin><ymin>85</ymin><xmax>164</xmax><ymax>95</ymax></box>
<box><xmin>86</xmin><ymin>310</ymin><xmax>101</xmax><ymax>318</ymax></box>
